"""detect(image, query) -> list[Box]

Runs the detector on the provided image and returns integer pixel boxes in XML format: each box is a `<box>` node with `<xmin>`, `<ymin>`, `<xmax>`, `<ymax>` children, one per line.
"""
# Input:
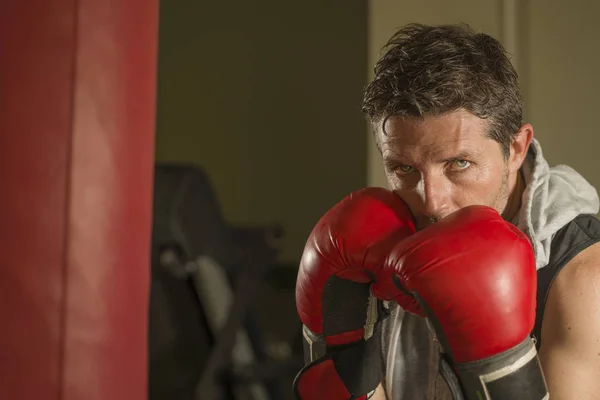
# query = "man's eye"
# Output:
<box><xmin>453</xmin><ymin>160</ymin><xmax>471</xmax><ymax>169</ymax></box>
<box><xmin>397</xmin><ymin>164</ymin><xmax>414</xmax><ymax>173</ymax></box>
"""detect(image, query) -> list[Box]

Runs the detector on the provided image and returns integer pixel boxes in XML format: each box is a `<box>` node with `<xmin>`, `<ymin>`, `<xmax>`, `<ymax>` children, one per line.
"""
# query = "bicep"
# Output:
<box><xmin>539</xmin><ymin>343</ymin><xmax>600</xmax><ymax>399</ymax></box>
<box><xmin>370</xmin><ymin>383</ymin><xmax>388</xmax><ymax>400</ymax></box>
<box><xmin>538</xmin><ymin>244</ymin><xmax>600</xmax><ymax>399</ymax></box>
<box><xmin>369</xmin><ymin>383</ymin><xmax>387</xmax><ymax>400</ymax></box>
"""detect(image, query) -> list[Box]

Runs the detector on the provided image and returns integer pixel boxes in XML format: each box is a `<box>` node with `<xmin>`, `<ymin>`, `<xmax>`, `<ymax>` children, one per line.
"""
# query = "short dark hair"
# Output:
<box><xmin>362</xmin><ymin>23</ymin><xmax>523</xmax><ymax>157</ymax></box>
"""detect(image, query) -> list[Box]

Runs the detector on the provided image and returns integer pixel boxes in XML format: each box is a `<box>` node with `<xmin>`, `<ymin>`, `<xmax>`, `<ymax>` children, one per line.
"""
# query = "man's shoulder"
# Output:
<box><xmin>548</xmin><ymin>225</ymin><xmax>600</xmax><ymax>298</ymax></box>
<box><xmin>537</xmin><ymin>214</ymin><xmax>600</xmax><ymax>340</ymax></box>
<box><xmin>533</xmin><ymin>214</ymin><xmax>600</xmax><ymax>347</ymax></box>
<box><xmin>549</xmin><ymin>215</ymin><xmax>600</xmax><ymax>290</ymax></box>
<box><xmin>538</xmin><ymin>227</ymin><xmax>600</xmax><ymax>397</ymax></box>
<box><xmin>540</xmin><ymin>239</ymin><xmax>600</xmax><ymax>349</ymax></box>
<box><xmin>547</xmin><ymin>214</ymin><xmax>600</xmax><ymax>267</ymax></box>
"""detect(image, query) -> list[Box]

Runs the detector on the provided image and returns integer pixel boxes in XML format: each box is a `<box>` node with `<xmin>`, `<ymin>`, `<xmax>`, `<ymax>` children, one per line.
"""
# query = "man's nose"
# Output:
<box><xmin>417</xmin><ymin>174</ymin><xmax>450</xmax><ymax>220</ymax></box>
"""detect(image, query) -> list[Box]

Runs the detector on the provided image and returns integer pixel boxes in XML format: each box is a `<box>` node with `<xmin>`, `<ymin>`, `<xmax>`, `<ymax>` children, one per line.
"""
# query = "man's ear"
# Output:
<box><xmin>508</xmin><ymin>123</ymin><xmax>534</xmax><ymax>173</ymax></box>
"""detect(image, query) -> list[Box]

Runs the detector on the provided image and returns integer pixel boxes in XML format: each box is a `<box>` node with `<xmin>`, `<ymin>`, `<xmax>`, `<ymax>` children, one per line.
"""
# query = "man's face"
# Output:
<box><xmin>376</xmin><ymin>110</ymin><xmax>519</xmax><ymax>231</ymax></box>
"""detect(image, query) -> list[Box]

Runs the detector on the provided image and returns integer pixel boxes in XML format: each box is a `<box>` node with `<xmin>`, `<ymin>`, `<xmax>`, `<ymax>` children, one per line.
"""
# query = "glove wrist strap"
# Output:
<box><xmin>294</xmin><ymin>322</ymin><xmax>384</xmax><ymax>399</ymax></box>
<box><xmin>455</xmin><ymin>338</ymin><xmax>549</xmax><ymax>400</ymax></box>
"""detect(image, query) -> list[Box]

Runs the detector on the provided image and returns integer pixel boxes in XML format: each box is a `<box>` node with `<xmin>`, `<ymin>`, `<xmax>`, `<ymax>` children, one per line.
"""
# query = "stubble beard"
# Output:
<box><xmin>492</xmin><ymin>166</ymin><xmax>512</xmax><ymax>218</ymax></box>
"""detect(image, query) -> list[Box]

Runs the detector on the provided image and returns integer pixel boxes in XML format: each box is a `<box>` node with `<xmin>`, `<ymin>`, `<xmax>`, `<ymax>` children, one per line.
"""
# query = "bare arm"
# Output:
<box><xmin>538</xmin><ymin>242</ymin><xmax>600</xmax><ymax>399</ymax></box>
<box><xmin>370</xmin><ymin>383</ymin><xmax>387</xmax><ymax>400</ymax></box>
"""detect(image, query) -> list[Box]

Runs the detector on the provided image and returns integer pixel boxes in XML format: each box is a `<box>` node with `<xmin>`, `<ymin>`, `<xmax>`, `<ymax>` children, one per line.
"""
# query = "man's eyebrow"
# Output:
<box><xmin>382</xmin><ymin>157</ymin><xmax>406</xmax><ymax>167</ymax></box>
<box><xmin>440</xmin><ymin>150</ymin><xmax>479</xmax><ymax>162</ymax></box>
<box><xmin>382</xmin><ymin>149</ymin><xmax>480</xmax><ymax>167</ymax></box>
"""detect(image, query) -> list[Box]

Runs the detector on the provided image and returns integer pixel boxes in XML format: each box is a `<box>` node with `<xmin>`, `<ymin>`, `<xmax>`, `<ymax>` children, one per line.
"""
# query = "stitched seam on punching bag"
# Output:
<box><xmin>58</xmin><ymin>0</ymin><xmax>81</xmax><ymax>398</ymax></box>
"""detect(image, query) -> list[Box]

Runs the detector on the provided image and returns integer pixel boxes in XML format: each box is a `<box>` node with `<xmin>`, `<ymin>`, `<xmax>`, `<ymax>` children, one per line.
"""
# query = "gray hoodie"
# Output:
<box><xmin>383</xmin><ymin>138</ymin><xmax>599</xmax><ymax>399</ymax></box>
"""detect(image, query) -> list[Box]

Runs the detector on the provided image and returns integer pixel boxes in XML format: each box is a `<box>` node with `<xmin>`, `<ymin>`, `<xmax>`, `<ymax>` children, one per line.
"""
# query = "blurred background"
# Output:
<box><xmin>149</xmin><ymin>1</ymin><xmax>600</xmax><ymax>399</ymax></box>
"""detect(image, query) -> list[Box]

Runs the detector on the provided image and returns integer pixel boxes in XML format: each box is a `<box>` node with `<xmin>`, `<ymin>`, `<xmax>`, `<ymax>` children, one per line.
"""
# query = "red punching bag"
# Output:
<box><xmin>0</xmin><ymin>0</ymin><xmax>159</xmax><ymax>399</ymax></box>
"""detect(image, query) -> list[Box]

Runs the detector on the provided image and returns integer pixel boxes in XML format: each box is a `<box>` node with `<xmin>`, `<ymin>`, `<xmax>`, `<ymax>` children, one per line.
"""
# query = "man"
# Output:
<box><xmin>293</xmin><ymin>23</ymin><xmax>600</xmax><ymax>399</ymax></box>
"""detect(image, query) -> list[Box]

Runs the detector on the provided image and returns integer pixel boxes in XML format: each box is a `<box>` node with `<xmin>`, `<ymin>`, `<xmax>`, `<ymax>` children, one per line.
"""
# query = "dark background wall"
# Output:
<box><xmin>156</xmin><ymin>1</ymin><xmax>368</xmax><ymax>263</ymax></box>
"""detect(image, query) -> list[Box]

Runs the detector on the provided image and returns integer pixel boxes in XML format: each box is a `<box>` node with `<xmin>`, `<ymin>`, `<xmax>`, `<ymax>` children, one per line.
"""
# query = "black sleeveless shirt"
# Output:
<box><xmin>532</xmin><ymin>214</ymin><xmax>600</xmax><ymax>349</ymax></box>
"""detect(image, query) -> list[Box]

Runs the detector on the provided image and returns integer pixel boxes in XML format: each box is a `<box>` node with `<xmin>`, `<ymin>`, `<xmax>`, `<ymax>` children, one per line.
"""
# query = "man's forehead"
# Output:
<box><xmin>379</xmin><ymin>112</ymin><xmax>487</xmax><ymax>137</ymax></box>
<box><xmin>376</xmin><ymin>113</ymin><xmax>492</xmax><ymax>162</ymax></box>
<box><xmin>377</xmin><ymin>112</ymin><xmax>488</xmax><ymax>146</ymax></box>
<box><xmin>381</xmin><ymin>139</ymin><xmax>481</xmax><ymax>165</ymax></box>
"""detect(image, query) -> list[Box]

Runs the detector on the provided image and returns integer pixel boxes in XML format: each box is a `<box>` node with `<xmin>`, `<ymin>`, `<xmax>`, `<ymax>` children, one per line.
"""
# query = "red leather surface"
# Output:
<box><xmin>390</xmin><ymin>206</ymin><xmax>537</xmax><ymax>363</ymax></box>
<box><xmin>295</xmin><ymin>358</ymin><xmax>352</xmax><ymax>399</ymax></box>
<box><xmin>0</xmin><ymin>0</ymin><xmax>158</xmax><ymax>399</ymax></box>
<box><xmin>295</xmin><ymin>188</ymin><xmax>416</xmax><ymax>342</ymax></box>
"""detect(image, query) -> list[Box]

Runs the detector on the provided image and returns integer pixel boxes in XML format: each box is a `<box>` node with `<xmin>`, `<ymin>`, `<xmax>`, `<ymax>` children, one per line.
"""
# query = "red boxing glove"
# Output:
<box><xmin>293</xmin><ymin>187</ymin><xmax>415</xmax><ymax>400</ymax></box>
<box><xmin>388</xmin><ymin>206</ymin><xmax>548</xmax><ymax>400</ymax></box>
